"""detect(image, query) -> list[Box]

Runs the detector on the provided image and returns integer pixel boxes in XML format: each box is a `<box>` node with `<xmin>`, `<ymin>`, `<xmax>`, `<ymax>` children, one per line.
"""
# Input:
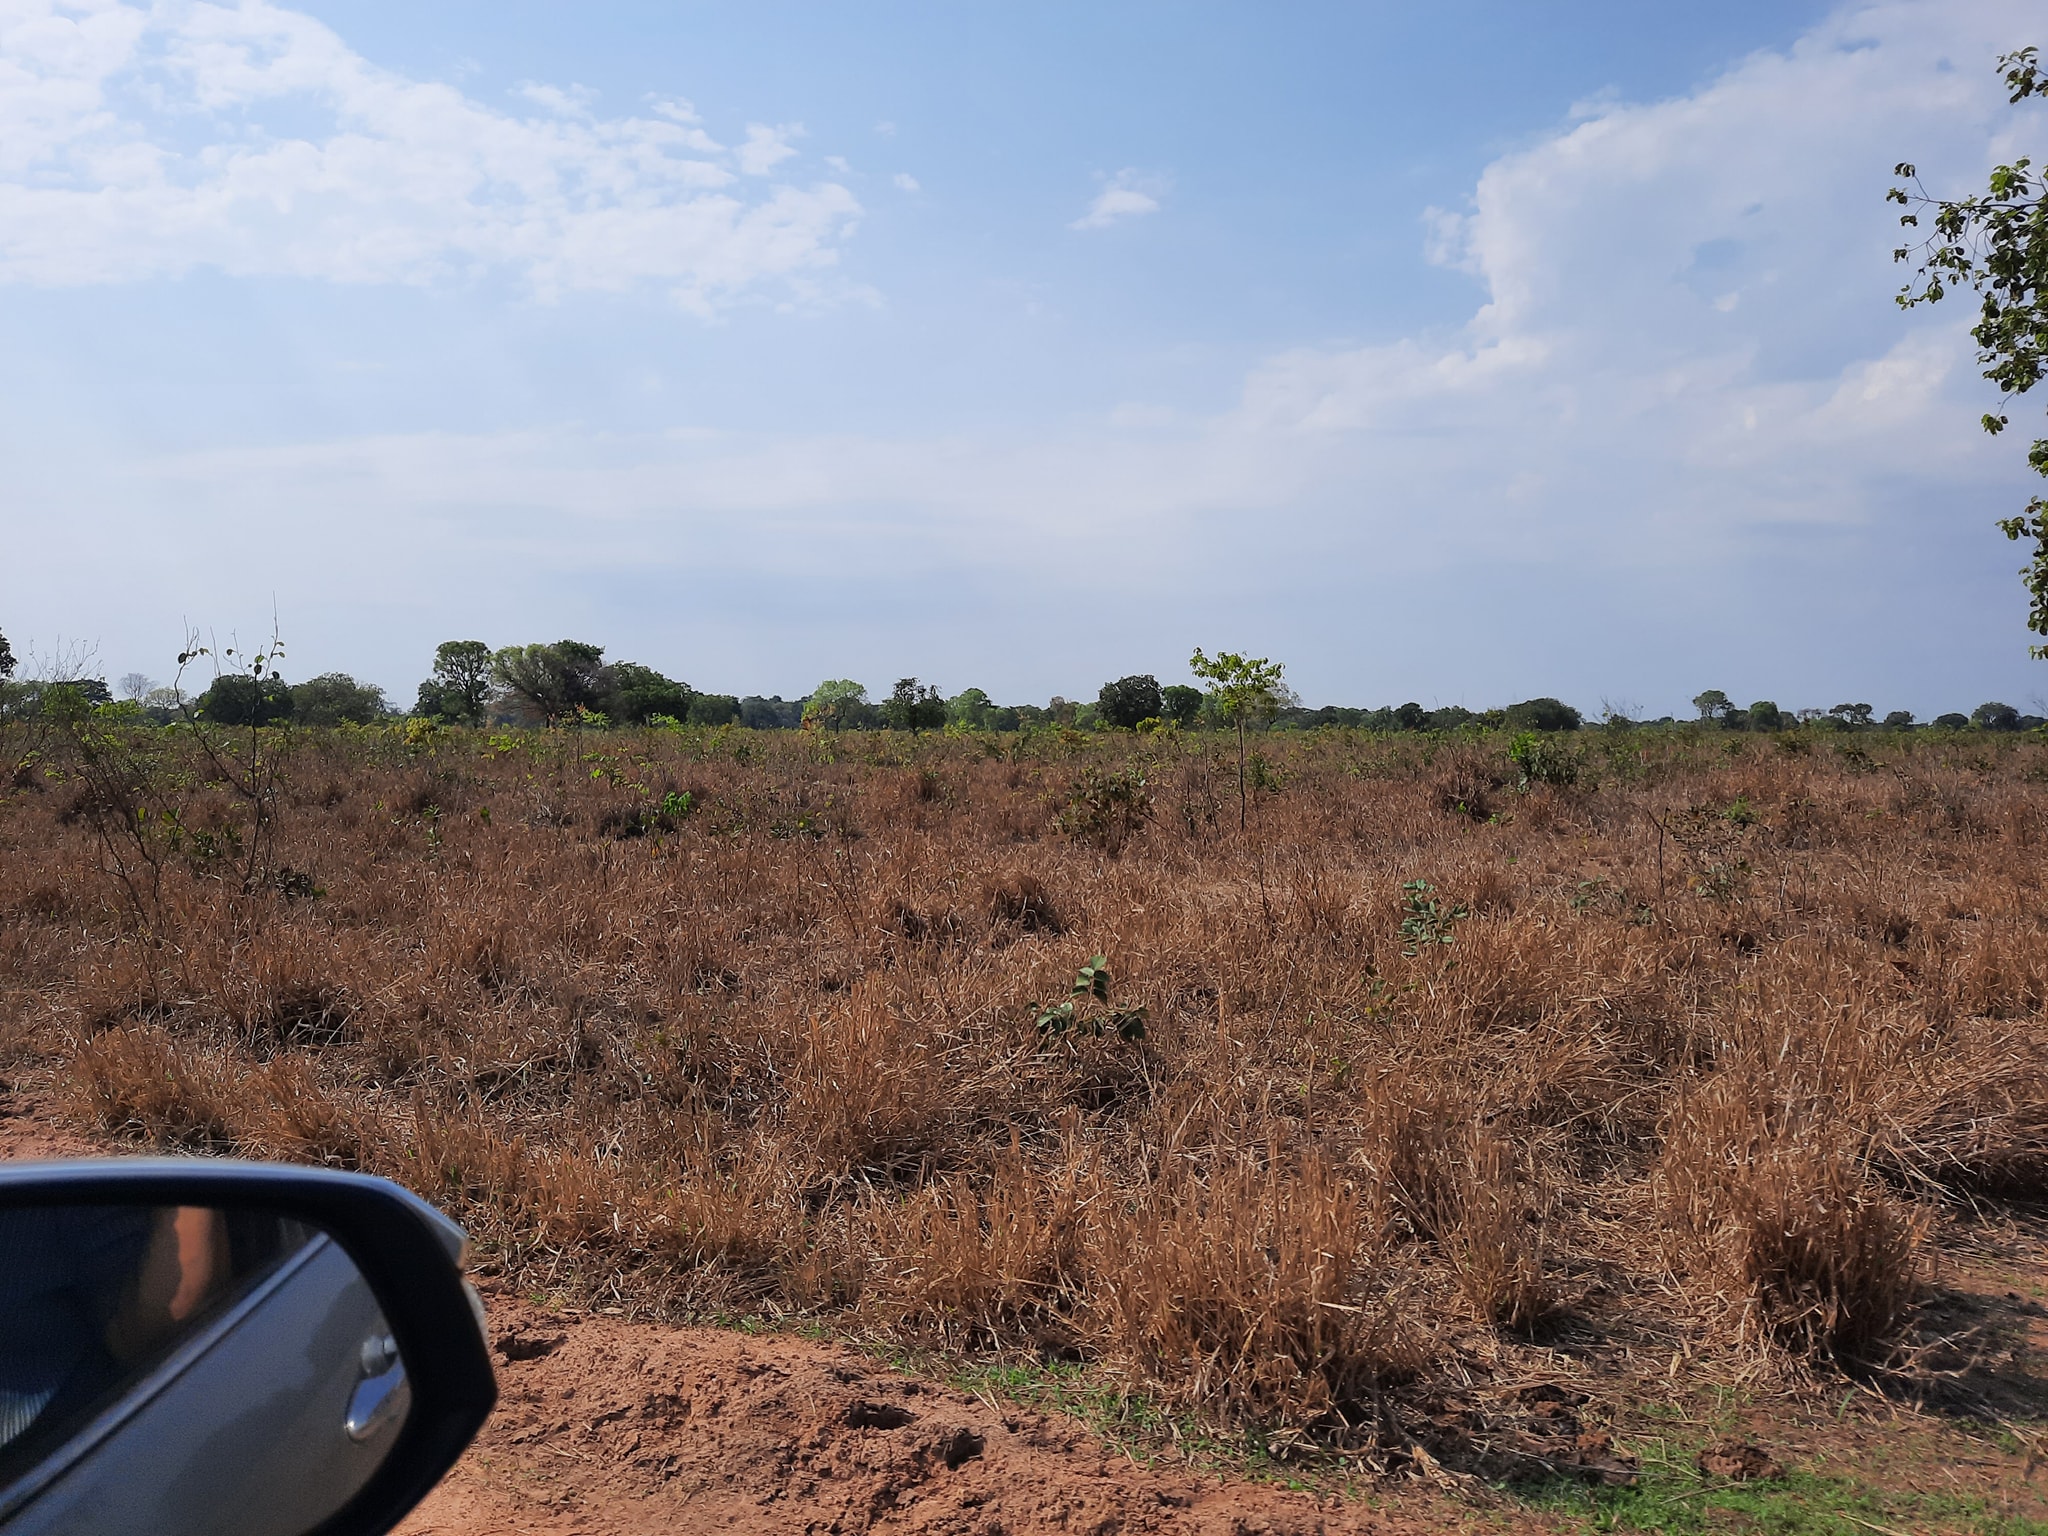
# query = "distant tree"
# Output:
<box><xmin>687</xmin><ymin>693</ymin><xmax>740</xmax><ymax>727</ymax></box>
<box><xmin>117</xmin><ymin>672</ymin><xmax>155</xmax><ymax>703</ymax></box>
<box><xmin>1882</xmin><ymin>709</ymin><xmax>1916</xmax><ymax>729</ymax></box>
<box><xmin>0</xmin><ymin>629</ymin><xmax>13</xmax><ymax>681</ymax></box>
<box><xmin>1388</xmin><ymin>701</ymin><xmax>1423</xmax><ymax>731</ymax></box>
<box><xmin>1096</xmin><ymin>674</ymin><xmax>1164</xmax><ymax>730</ymax></box>
<box><xmin>492</xmin><ymin>641</ymin><xmax>611</xmax><ymax>724</ymax></box>
<box><xmin>883</xmin><ymin>678</ymin><xmax>947</xmax><ymax>731</ymax></box>
<box><xmin>1160</xmin><ymin>684</ymin><xmax>1203</xmax><ymax>726</ymax></box>
<box><xmin>1048</xmin><ymin>696</ymin><xmax>1079</xmax><ymax>726</ymax></box>
<box><xmin>1933</xmin><ymin>711</ymin><xmax>1972</xmax><ymax>729</ymax></box>
<box><xmin>740</xmin><ymin>695</ymin><xmax>802</xmax><ymax>729</ymax></box>
<box><xmin>1747</xmin><ymin>700</ymin><xmax>1785</xmax><ymax>731</ymax></box>
<box><xmin>802</xmin><ymin>679</ymin><xmax>870</xmax><ymax>730</ymax></box>
<box><xmin>414</xmin><ymin>640</ymin><xmax>494</xmax><ymax>723</ymax></box>
<box><xmin>198</xmin><ymin>673</ymin><xmax>294</xmax><ymax>727</ymax></box>
<box><xmin>1503</xmin><ymin>697</ymin><xmax>1582</xmax><ymax>732</ymax></box>
<box><xmin>605</xmin><ymin>662</ymin><xmax>693</xmax><ymax>726</ymax></box>
<box><xmin>1891</xmin><ymin>47</ymin><xmax>2048</xmax><ymax>655</ymax></box>
<box><xmin>1692</xmin><ymin>689</ymin><xmax>1734</xmax><ymax>723</ymax></box>
<box><xmin>292</xmin><ymin>673</ymin><xmax>389</xmax><ymax>726</ymax></box>
<box><xmin>947</xmin><ymin>687</ymin><xmax>994</xmax><ymax>730</ymax></box>
<box><xmin>1973</xmin><ymin>700</ymin><xmax>2022</xmax><ymax>730</ymax></box>
<box><xmin>1426</xmin><ymin>704</ymin><xmax>1477</xmax><ymax>731</ymax></box>
<box><xmin>1829</xmin><ymin>702</ymin><xmax>1875</xmax><ymax>728</ymax></box>
<box><xmin>39</xmin><ymin>678</ymin><xmax>113</xmax><ymax>712</ymax></box>
<box><xmin>1189</xmin><ymin>647</ymin><xmax>1289</xmax><ymax>831</ymax></box>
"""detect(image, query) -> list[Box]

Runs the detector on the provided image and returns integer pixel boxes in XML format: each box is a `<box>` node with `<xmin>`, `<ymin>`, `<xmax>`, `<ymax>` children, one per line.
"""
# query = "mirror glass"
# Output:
<box><xmin>0</xmin><ymin>1204</ymin><xmax>410</xmax><ymax>1536</ymax></box>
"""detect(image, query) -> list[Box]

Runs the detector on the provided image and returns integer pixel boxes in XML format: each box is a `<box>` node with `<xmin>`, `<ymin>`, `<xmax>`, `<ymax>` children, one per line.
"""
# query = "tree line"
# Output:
<box><xmin>0</xmin><ymin>627</ymin><xmax>2037</xmax><ymax>735</ymax></box>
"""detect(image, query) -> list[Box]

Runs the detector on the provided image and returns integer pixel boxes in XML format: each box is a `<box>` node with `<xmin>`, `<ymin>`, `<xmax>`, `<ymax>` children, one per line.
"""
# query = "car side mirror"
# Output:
<box><xmin>0</xmin><ymin>1160</ymin><xmax>497</xmax><ymax>1536</ymax></box>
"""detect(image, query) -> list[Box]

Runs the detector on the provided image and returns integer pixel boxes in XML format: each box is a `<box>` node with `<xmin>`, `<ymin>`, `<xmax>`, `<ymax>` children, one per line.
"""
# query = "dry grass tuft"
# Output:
<box><xmin>1659</xmin><ymin>1079</ymin><xmax>1928</xmax><ymax>1358</ymax></box>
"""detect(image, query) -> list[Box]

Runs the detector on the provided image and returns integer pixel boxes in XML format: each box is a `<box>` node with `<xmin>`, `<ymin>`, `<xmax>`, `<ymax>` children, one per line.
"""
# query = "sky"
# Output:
<box><xmin>3</xmin><ymin>0</ymin><xmax>2046</xmax><ymax>717</ymax></box>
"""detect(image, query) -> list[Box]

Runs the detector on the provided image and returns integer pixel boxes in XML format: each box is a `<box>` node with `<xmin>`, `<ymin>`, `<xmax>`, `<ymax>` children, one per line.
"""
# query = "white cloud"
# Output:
<box><xmin>0</xmin><ymin>1</ymin><xmax>858</xmax><ymax>310</ymax></box>
<box><xmin>1070</xmin><ymin>168</ymin><xmax>1165</xmax><ymax>230</ymax></box>
<box><xmin>892</xmin><ymin>172</ymin><xmax>919</xmax><ymax>192</ymax></box>
<box><xmin>736</xmin><ymin>121</ymin><xmax>803</xmax><ymax>175</ymax></box>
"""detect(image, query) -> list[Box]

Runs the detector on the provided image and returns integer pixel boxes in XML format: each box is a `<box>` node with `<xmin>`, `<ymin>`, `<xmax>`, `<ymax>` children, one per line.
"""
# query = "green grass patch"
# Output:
<box><xmin>1526</xmin><ymin>1433</ymin><xmax>2047</xmax><ymax>1535</ymax></box>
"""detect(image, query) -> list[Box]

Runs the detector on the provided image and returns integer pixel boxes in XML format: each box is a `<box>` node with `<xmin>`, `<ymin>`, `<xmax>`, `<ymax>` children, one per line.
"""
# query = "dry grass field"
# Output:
<box><xmin>4</xmin><ymin>716</ymin><xmax>2047</xmax><ymax>1505</ymax></box>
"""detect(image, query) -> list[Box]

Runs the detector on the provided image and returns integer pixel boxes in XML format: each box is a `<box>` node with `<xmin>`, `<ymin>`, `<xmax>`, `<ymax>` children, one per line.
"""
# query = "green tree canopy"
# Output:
<box><xmin>1503</xmin><ymin>696</ymin><xmax>1582</xmax><ymax>732</ymax></box>
<box><xmin>687</xmin><ymin>693</ymin><xmax>740</xmax><ymax>726</ymax></box>
<box><xmin>802</xmin><ymin>679</ymin><xmax>870</xmax><ymax>730</ymax></box>
<box><xmin>1748</xmin><ymin>700</ymin><xmax>1785</xmax><ymax>731</ymax></box>
<box><xmin>883</xmin><ymin>678</ymin><xmax>947</xmax><ymax>730</ymax></box>
<box><xmin>1973</xmin><ymin>700</ymin><xmax>2022</xmax><ymax>730</ymax></box>
<box><xmin>605</xmin><ymin>662</ymin><xmax>694</xmax><ymax>726</ymax></box>
<box><xmin>1160</xmin><ymin>684</ymin><xmax>1202</xmax><ymax>726</ymax></box>
<box><xmin>1891</xmin><ymin>46</ymin><xmax>2048</xmax><ymax>653</ymax></box>
<box><xmin>1096</xmin><ymin>674</ymin><xmax>1164</xmax><ymax>730</ymax></box>
<box><xmin>292</xmin><ymin>673</ymin><xmax>389</xmax><ymax>726</ymax></box>
<box><xmin>491</xmin><ymin>641</ymin><xmax>611</xmax><ymax>724</ymax></box>
<box><xmin>946</xmin><ymin>687</ymin><xmax>994</xmax><ymax>730</ymax></box>
<box><xmin>1189</xmin><ymin>647</ymin><xmax>1289</xmax><ymax>830</ymax></box>
<box><xmin>198</xmin><ymin>673</ymin><xmax>294</xmax><ymax>727</ymax></box>
<box><xmin>1692</xmin><ymin>689</ymin><xmax>1733</xmax><ymax>722</ymax></box>
<box><xmin>415</xmin><ymin>640</ymin><xmax>494</xmax><ymax>723</ymax></box>
<box><xmin>1934</xmin><ymin>711</ymin><xmax>1972</xmax><ymax>729</ymax></box>
<box><xmin>0</xmin><ymin>629</ymin><xmax>13</xmax><ymax>681</ymax></box>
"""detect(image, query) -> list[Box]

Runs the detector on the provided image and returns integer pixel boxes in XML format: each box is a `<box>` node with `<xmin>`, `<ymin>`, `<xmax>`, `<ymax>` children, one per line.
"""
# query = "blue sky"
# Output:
<box><xmin>3</xmin><ymin>0</ymin><xmax>2044</xmax><ymax>715</ymax></box>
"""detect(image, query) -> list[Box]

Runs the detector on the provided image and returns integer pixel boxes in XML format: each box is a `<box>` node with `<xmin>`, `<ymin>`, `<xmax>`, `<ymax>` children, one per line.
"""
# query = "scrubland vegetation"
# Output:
<box><xmin>3</xmin><ymin>712</ymin><xmax>2045</xmax><ymax>1474</ymax></box>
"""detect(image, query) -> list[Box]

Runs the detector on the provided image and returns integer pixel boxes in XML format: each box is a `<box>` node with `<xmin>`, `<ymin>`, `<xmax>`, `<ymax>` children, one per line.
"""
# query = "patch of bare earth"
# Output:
<box><xmin>398</xmin><ymin>1294</ymin><xmax>1435</xmax><ymax>1536</ymax></box>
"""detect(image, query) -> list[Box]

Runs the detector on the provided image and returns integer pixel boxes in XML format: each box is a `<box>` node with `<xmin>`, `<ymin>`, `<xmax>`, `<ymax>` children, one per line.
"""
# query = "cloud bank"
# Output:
<box><xmin>0</xmin><ymin>0</ymin><xmax>861</xmax><ymax>310</ymax></box>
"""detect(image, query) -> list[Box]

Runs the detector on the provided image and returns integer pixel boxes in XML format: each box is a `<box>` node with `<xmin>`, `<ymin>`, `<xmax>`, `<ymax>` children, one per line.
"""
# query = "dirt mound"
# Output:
<box><xmin>399</xmin><ymin>1294</ymin><xmax>1419</xmax><ymax>1536</ymax></box>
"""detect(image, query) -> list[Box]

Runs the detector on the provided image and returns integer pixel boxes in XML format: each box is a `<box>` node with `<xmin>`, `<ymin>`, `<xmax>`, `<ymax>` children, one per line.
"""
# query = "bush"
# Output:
<box><xmin>1055</xmin><ymin>766</ymin><xmax>1153</xmax><ymax>856</ymax></box>
<box><xmin>1096</xmin><ymin>674</ymin><xmax>1164</xmax><ymax>730</ymax></box>
<box><xmin>1507</xmin><ymin>730</ymin><xmax>1579</xmax><ymax>787</ymax></box>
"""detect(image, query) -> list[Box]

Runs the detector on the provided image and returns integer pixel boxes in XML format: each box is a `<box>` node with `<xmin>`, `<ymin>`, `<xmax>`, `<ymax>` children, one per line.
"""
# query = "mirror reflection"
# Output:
<box><xmin>0</xmin><ymin>1205</ymin><xmax>316</xmax><ymax>1475</ymax></box>
<box><xmin>0</xmin><ymin>1203</ymin><xmax>408</xmax><ymax>1534</ymax></box>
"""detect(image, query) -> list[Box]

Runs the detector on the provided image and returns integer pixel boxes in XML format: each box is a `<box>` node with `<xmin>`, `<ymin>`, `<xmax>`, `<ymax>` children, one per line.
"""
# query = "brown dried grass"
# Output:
<box><xmin>4</xmin><ymin>720</ymin><xmax>2046</xmax><ymax>1440</ymax></box>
